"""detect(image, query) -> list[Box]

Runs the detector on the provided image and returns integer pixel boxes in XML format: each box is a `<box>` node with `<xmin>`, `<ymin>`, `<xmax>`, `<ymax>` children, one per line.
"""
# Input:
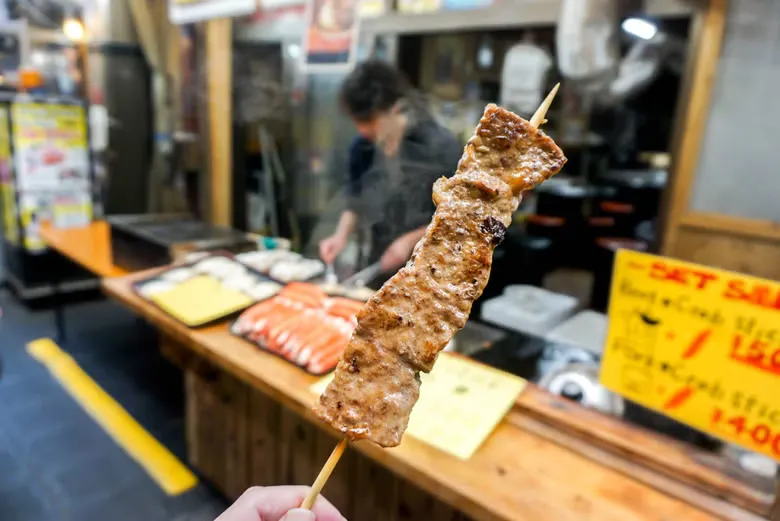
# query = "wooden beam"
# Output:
<box><xmin>206</xmin><ymin>18</ymin><xmax>233</xmax><ymax>227</ymax></box>
<box><xmin>678</xmin><ymin>212</ymin><xmax>780</xmax><ymax>243</ymax></box>
<box><xmin>661</xmin><ymin>0</ymin><xmax>728</xmax><ymax>254</ymax></box>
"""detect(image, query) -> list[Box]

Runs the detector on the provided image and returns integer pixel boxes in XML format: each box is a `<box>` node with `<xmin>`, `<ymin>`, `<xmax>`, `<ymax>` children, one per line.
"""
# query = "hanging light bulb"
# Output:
<box><xmin>63</xmin><ymin>17</ymin><xmax>85</xmax><ymax>42</ymax></box>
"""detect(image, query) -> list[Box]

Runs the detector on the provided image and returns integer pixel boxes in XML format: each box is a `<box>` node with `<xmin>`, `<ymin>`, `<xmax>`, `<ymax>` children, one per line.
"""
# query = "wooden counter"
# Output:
<box><xmin>40</xmin><ymin>221</ymin><xmax>127</xmax><ymax>278</ymax></box>
<box><xmin>102</xmin><ymin>271</ymin><xmax>724</xmax><ymax>521</ymax></box>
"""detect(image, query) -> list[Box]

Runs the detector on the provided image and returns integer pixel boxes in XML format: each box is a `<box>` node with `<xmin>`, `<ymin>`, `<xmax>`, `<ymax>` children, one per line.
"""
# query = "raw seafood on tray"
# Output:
<box><xmin>235</xmin><ymin>250</ymin><xmax>325</xmax><ymax>282</ymax></box>
<box><xmin>232</xmin><ymin>283</ymin><xmax>365</xmax><ymax>375</ymax></box>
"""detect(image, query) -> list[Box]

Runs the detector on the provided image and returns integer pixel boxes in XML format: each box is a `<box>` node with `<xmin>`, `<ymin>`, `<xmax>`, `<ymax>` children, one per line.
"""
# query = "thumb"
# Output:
<box><xmin>280</xmin><ymin>509</ymin><xmax>316</xmax><ymax>521</ymax></box>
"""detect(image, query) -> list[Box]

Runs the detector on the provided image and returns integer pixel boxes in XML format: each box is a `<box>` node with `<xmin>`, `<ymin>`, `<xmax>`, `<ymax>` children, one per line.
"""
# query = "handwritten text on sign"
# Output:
<box><xmin>600</xmin><ymin>251</ymin><xmax>780</xmax><ymax>462</ymax></box>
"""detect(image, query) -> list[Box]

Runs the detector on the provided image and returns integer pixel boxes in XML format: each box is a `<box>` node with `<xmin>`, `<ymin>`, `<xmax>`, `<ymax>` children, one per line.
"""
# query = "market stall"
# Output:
<box><xmin>101</xmin><ymin>268</ymin><xmax>739</xmax><ymax>521</ymax></box>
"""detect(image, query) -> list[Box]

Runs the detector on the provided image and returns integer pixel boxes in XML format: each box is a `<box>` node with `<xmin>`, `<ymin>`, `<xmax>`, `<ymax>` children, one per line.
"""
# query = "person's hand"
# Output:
<box><xmin>215</xmin><ymin>486</ymin><xmax>345</xmax><ymax>521</ymax></box>
<box><xmin>380</xmin><ymin>233</ymin><xmax>417</xmax><ymax>272</ymax></box>
<box><xmin>319</xmin><ymin>234</ymin><xmax>347</xmax><ymax>264</ymax></box>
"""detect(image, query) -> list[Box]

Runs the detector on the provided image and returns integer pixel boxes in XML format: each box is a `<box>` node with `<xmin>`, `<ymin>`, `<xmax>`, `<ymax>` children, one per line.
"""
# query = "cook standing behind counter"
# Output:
<box><xmin>319</xmin><ymin>61</ymin><xmax>463</xmax><ymax>281</ymax></box>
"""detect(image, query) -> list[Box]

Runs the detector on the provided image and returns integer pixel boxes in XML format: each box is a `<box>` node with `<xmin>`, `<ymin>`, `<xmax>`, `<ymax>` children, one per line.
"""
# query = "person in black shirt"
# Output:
<box><xmin>319</xmin><ymin>61</ymin><xmax>462</xmax><ymax>276</ymax></box>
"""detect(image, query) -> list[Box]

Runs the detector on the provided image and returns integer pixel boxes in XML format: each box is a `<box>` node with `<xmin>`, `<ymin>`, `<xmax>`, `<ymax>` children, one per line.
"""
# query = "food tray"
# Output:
<box><xmin>133</xmin><ymin>253</ymin><xmax>283</xmax><ymax>327</ymax></box>
<box><xmin>316</xmin><ymin>282</ymin><xmax>377</xmax><ymax>302</ymax></box>
<box><xmin>231</xmin><ymin>283</ymin><xmax>365</xmax><ymax>375</ymax></box>
<box><xmin>480</xmin><ymin>285</ymin><xmax>578</xmax><ymax>337</ymax></box>
<box><xmin>235</xmin><ymin>250</ymin><xmax>325</xmax><ymax>283</ymax></box>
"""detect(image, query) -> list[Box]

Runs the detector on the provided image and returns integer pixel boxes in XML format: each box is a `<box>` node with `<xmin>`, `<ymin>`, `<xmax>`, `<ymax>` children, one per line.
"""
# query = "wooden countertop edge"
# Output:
<box><xmin>102</xmin><ymin>274</ymin><xmax>720</xmax><ymax>521</ymax></box>
<box><xmin>515</xmin><ymin>387</ymin><xmax>772</xmax><ymax>515</ymax></box>
<box><xmin>40</xmin><ymin>221</ymin><xmax>128</xmax><ymax>278</ymax></box>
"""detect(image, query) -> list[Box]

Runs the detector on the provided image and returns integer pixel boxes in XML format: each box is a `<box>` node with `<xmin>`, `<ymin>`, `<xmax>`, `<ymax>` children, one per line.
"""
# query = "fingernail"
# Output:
<box><xmin>280</xmin><ymin>508</ymin><xmax>316</xmax><ymax>521</ymax></box>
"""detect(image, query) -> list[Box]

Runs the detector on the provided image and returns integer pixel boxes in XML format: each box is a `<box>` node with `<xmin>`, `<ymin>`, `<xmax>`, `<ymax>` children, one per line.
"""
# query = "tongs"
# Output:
<box><xmin>341</xmin><ymin>262</ymin><xmax>382</xmax><ymax>288</ymax></box>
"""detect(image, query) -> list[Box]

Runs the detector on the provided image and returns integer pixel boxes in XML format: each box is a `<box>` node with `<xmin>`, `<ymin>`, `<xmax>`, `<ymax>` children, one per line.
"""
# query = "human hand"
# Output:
<box><xmin>215</xmin><ymin>486</ymin><xmax>345</xmax><ymax>521</ymax></box>
<box><xmin>380</xmin><ymin>234</ymin><xmax>416</xmax><ymax>272</ymax></box>
<box><xmin>319</xmin><ymin>234</ymin><xmax>347</xmax><ymax>264</ymax></box>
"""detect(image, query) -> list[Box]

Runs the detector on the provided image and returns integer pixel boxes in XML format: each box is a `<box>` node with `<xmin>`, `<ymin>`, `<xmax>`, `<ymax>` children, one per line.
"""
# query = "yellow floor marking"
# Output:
<box><xmin>27</xmin><ymin>338</ymin><xmax>198</xmax><ymax>496</ymax></box>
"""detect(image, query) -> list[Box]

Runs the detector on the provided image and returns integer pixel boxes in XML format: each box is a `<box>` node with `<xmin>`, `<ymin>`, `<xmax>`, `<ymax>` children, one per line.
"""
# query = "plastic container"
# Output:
<box><xmin>480</xmin><ymin>285</ymin><xmax>578</xmax><ymax>337</ymax></box>
<box><xmin>545</xmin><ymin>310</ymin><xmax>608</xmax><ymax>356</ymax></box>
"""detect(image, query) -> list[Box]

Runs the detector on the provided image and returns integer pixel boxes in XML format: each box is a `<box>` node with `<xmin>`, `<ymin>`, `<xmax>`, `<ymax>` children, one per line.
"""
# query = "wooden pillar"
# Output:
<box><xmin>659</xmin><ymin>0</ymin><xmax>727</xmax><ymax>253</ymax></box>
<box><xmin>206</xmin><ymin>19</ymin><xmax>233</xmax><ymax>227</ymax></box>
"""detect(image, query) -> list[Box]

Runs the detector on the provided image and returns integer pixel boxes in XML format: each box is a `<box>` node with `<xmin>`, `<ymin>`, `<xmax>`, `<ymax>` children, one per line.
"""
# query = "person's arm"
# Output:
<box><xmin>379</xmin><ymin>124</ymin><xmax>462</xmax><ymax>272</ymax></box>
<box><xmin>320</xmin><ymin>210</ymin><xmax>357</xmax><ymax>264</ymax></box>
<box><xmin>320</xmin><ymin>137</ymin><xmax>372</xmax><ymax>264</ymax></box>
<box><xmin>334</xmin><ymin>210</ymin><xmax>357</xmax><ymax>240</ymax></box>
<box><xmin>380</xmin><ymin>225</ymin><xmax>426</xmax><ymax>272</ymax></box>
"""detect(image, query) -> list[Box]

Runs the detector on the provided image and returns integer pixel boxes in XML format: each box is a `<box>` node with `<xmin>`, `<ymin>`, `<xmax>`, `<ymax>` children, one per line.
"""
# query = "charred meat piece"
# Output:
<box><xmin>314</xmin><ymin>105</ymin><xmax>566</xmax><ymax>447</ymax></box>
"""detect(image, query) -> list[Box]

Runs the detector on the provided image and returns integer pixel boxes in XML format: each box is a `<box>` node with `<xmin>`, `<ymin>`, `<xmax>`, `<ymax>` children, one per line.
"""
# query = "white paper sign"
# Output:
<box><xmin>500</xmin><ymin>43</ymin><xmax>552</xmax><ymax>116</ymax></box>
<box><xmin>169</xmin><ymin>0</ymin><xmax>257</xmax><ymax>24</ymax></box>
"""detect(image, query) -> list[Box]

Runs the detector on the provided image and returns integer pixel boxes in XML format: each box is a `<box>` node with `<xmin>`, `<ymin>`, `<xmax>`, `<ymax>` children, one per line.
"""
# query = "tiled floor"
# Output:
<box><xmin>0</xmin><ymin>289</ymin><xmax>229</xmax><ymax>521</ymax></box>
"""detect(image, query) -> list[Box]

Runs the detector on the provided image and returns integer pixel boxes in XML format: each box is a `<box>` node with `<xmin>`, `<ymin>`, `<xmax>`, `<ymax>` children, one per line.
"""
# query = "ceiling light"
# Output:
<box><xmin>622</xmin><ymin>17</ymin><xmax>658</xmax><ymax>41</ymax></box>
<box><xmin>63</xmin><ymin>17</ymin><xmax>85</xmax><ymax>42</ymax></box>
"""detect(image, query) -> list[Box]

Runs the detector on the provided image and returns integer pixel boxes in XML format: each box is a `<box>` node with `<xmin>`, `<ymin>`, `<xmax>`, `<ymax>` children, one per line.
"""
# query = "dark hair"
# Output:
<box><xmin>339</xmin><ymin>60</ymin><xmax>409</xmax><ymax>122</ymax></box>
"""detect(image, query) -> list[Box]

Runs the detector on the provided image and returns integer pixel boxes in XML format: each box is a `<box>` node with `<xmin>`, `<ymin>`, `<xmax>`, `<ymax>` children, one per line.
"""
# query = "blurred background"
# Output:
<box><xmin>0</xmin><ymin>1</ymin><xmax>779</xmax><ymax>520</ymax></box>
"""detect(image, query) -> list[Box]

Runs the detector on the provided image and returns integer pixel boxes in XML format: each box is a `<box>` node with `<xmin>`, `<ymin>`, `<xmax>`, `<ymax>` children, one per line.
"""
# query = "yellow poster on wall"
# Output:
<box><xmin>9</xmin><ymin>101</ymin><xmax>92</xmax><ymax>252</ymax></box>
<box><xmin>0</xmin><ymin>106</ymin><xmax>18</xmax><ymax>245</ymax></box>
<box><xmin>1</xmin><ymin>184</ymin><xmax>18</xmax><ymax>245</ymax></box>
<box><xmin>12</xmin><ymin>102</ymin><xmax>90</xmax><ymax>192</ymax></box>
<box><xmin>600</xmin><ymin>250</ymin><xmax>780</xmax><ymax>462</ymax></box>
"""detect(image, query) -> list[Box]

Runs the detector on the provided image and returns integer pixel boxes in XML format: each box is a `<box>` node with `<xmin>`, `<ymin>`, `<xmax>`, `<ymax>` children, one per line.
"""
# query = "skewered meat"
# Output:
<box><xmin>314</xmin><ymin>105</ymin><xmax>566</xmax><ymax>447</ymax></box>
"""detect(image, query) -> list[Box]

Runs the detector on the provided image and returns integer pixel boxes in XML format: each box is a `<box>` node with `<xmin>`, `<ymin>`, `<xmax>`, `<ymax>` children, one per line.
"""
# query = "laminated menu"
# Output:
<box><xmin>312</xmin><ymin>353</ymin><xmax>527</xmax><ymax>459</ymax></box>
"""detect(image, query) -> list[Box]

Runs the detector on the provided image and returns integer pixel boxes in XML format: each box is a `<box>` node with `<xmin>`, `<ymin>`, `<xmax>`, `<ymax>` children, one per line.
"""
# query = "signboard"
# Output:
<box><xmin>600</xmin><ymin>250</ymin><xmax>780</xmax><ymax>462</ymax></box>
<box><xmin>169</xmin><ymin>0</ymin><xmax>257</xmax><ymax>24</ymax></box>
<box><xmin>12</xmin><ymin>102</ymin><xmax>90</xmax><ymax>192</ymax></box>
<box><xmin>500</xmin><ymin>44</ymin><xmax>553</xmax><ymax>117</ymax></box>
<box><xmin>302</xmin><ymin>0</ymin><xmax>358</xmax><ymax>69</ymax></box>
<box><xmin>9</xmin><ymin>101</ymin><xmax>92</xmax><ymax>253</ymax></box>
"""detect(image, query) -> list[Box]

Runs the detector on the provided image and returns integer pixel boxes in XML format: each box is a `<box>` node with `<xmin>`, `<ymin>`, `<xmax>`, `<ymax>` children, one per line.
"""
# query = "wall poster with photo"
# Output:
<box><xmin>302</xmin><ymin>0</ymin><xmax>359</xmax><ymax>70</ymax></box>
<box><xmin>11</xmin><ymin>102</ymin><xmax>90</xmax><ymax>192</ymax></box>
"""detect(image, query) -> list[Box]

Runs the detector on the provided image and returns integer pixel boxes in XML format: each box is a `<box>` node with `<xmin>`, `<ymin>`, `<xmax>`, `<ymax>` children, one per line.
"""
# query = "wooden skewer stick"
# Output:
<box><xmin>301</xmin><ymin>437</ymin><xmax>348</xmax><ymax>510</ymax></box>
<box><xmin>530</xmin><ymin>83</ymin><xmax>560</xmax><ymax>129</ymax></box>
<box><xmin>300</xmin><ymin>84</ymin><xmax>560</xmax><ymax>511</ymax></box>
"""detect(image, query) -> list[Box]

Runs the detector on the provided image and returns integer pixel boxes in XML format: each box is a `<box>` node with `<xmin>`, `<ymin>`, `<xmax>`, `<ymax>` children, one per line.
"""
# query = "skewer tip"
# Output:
<box><xmin>529</xmin><ymin>82</ymin><xmax>560</xmax><ymax>129</ymax></box>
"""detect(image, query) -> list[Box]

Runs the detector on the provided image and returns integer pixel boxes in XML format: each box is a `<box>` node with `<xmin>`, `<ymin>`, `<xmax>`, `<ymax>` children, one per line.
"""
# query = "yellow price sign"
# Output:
<box><xmin>600</xmin><ymin>250</ymin><xmax>780</xmax><ymax>462</ymax></box>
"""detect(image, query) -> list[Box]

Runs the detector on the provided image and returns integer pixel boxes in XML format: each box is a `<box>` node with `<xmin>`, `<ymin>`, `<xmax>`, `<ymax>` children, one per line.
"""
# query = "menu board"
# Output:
<box><xmin>12</xmin><ymin>102</ymin><xmax>90</xmax><ymax>191</ymax></box>
<box><xmin>9</xmin><ymin>101</ymin><xmax>92</xmax><ymax>252</ymax></box>
<box><xmin>312</xmin><ymin>353</ymin><xmax>527</xmax><ymax>459</ymax></box>
<box><xmin>600</xmin><ymin>250</ymin><xmax>780</xmax><ymax>462</ymax></box>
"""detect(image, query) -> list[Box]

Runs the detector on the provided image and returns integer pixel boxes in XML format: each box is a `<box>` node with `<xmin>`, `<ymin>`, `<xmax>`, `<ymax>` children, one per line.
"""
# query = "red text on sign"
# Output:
<box><xmin>731</xmin><ymin>334</ymin><xmax>780</xmax><ymax>377</ymax></box>
<box><xmin>723</xmin><ymin>280</ymin><xmax>780</xmax><ymax>311</ymax></box>
<box><xmin>711</xmin><ymin>408</ymin><xmax>780</xmax><ymax>456</ymax></box>
<box><xmin>648</xmin><ymin>261</ymin><xmax>719</xmax><ymax>290</ymax></box>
